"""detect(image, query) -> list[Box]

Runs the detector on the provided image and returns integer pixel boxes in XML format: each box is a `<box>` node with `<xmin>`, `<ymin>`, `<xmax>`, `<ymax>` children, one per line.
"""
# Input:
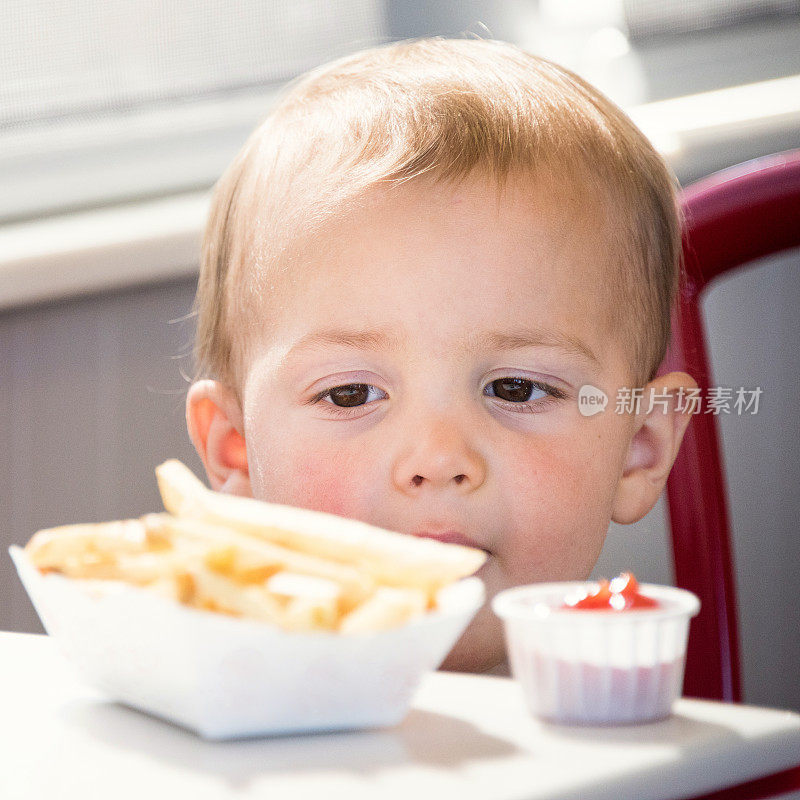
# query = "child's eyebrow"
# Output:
<box><xmin>285</xmin><ymin>325</ymin><xmax>598</xmax><ymax>365</ymax></box>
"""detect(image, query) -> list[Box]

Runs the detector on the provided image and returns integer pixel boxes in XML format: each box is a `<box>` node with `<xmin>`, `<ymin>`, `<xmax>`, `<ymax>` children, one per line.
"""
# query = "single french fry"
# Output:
<box><xmin>283</xmin><ymin>596</ymin><xmax>340</xmax><ymax>631</ymax></box>
<box><xmin>266</xmin><ymin>571</ymin><xmax>343</xmax><ymax>631</ymax></box>
<box><xmin>148</xmin><ymin>571</ymin><xmax>196</xmax><ymax>604</ymax></box>
<box><xmin>338</xmin><ymin>586</ymin><xmax>429</xmax><ymax>634</ymax></box>
<box><xmin>187</xmin><ymin>565</ymin><xmax>287</xmax><ymax>625</ymax></box>
<box><xmin>53</xmin><ymin>551</ymin><xmax>183</xmax><ymax>584</ymax></box>
<box><xmin>265</xmin><ymin>571</ymin><xmax>342</xmax><ymax>601</ymax></box>
<box><xmin>115</xmin><ymin>551</ymin><xmax>200</xmax><ymax>585</ymax></box>
<box><xmin>155</xmin><ymin>459</ymin><xmax>487</xmax><ymax>594</ymax></box>
<box><xmin>25</xmin><ymin>519</ymin><xmax>150</xmax><ymax>571</ymax></box>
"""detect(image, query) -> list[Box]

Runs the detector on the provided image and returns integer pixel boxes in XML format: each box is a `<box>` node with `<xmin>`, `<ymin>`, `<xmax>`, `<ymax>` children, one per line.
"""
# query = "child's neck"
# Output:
<box><xmin>482</xmin><ymin>658</ymin><xmax>510</xmax><ymax>677</ymax></box>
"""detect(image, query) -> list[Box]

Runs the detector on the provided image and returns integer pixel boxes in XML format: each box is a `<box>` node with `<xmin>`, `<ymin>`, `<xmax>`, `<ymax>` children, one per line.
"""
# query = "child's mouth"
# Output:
<box><xmin>411</xmin><ymin>529</ymin><xmax>491</xmax><ymax>555</ymax></box>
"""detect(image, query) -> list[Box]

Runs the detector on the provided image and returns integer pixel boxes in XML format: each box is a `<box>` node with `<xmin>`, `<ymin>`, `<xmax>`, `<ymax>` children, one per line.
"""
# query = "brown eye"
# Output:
<box><xmin>327</xmin><ymin>384</ymin><xmax>371</xmax><ymax>407</ymax></box>
<box><xmin>489</xmin><ymin>378</ymin><xmax>545</xmax><ymax>403</ymax></box>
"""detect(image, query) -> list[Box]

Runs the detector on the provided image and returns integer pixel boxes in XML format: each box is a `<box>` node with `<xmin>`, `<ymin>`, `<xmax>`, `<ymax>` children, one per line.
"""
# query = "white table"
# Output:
<box><xmin>1</xmin><ymin>631</ymin><xmax>799</xmax><ymax>800</ymax></box>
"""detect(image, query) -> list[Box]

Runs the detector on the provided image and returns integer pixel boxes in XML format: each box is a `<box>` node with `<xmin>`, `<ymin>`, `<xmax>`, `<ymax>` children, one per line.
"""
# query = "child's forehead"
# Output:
<box><xmin>241</xmin><ymin>167</ymin><xmax>624</xmax><ymax>323</ymax></box>
<box><xmin>237</xmin><ymin>171</ymin><xmax>629</xmax><ymax>369</ymax></box>
<box><xmin>264</xmin><ymin>167</ymin><xmax>615</xmax><ymax>259</ymax></box>
<box><xmin>232</xmin><ymin>165</ymin><xmax>640</xmax><ymax>380</ymax></box>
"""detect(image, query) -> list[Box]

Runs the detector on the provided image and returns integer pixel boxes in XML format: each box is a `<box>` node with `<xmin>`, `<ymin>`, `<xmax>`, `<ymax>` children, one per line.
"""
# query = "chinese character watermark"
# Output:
<box><xmin>675</xmin><ymin>387</ymin><xmax>702</xmax><ymax>415</ymax></box>
<box><xmin>614</xmin><ymin>387</ymin><xmax>644</xmax><ymax>415</ymax></box>
<box><xmin>578</xmin><ymin>386</ymin><xmax>763</xmax><ymax>416</ymax></box>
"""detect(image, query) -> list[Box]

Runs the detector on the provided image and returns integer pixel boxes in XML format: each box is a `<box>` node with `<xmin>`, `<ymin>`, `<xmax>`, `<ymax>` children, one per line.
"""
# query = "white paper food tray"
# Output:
<box><xmin>10</xmin><ymin>545</ymin><xmax>484</xmax><ymax>740</ymax></box>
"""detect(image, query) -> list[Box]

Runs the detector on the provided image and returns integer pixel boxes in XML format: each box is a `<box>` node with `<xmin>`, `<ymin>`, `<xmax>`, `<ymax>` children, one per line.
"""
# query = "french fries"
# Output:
<box><xmin>141</xmin><ymin>513</ymin><xmax>375</xmax><ymax>615</ymax></box>
<box><xmin>155</xmin><ymin>459</ymin><xmax>485</xmax><ymax>595</ymax></box>
<box><xmin>23</xmin><ymin>460</ymin><xmax>487</xmax><ymax>634</ymax></box>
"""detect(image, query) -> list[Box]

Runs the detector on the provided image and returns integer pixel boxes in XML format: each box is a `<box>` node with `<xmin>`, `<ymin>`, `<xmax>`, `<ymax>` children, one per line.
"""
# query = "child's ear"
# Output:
<box><xmin>611</xmin><ymin>371</ymin><xmax>698</xmax><ymax>525</ymax></box>
<box><xmin>186</xmin><ymin>379</ymin><xmax>252</xmax><ymax>497</ymax></box>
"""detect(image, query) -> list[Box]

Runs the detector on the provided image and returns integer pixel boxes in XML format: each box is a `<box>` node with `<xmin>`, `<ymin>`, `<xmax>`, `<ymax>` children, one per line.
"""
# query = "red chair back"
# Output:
<box><xmin>661</xmin><ymin>148</ymin><xmax>800</xmax><ymax>702</ymax></box>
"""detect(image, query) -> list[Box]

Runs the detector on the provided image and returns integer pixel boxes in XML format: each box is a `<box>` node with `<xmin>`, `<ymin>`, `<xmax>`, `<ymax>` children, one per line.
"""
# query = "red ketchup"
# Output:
<box><xmin>562</xmin><ymin>572</ymin><xmax>660</xmax><ymax>611</ymax></box>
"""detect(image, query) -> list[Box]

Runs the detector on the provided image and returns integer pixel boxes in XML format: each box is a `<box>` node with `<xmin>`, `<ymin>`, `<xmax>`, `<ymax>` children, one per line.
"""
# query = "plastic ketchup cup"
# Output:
<box><xmin>492</xmin><ymin>576</ymin><xmax>700</xmax><ymax>725</ymax></box>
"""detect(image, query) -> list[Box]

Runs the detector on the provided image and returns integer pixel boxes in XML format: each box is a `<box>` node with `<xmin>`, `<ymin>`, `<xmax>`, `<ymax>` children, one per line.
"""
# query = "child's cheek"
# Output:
<box><xmin>496</xmin><ymin>443</ymin><xmax>590</xmax><ymax>572</ymax></box>
<box><xmin>503</xmin><ymin>440</ymin><xmax>574</xmax><ymax>510</ymax></box>
<box><xmin>279</xmin><ymin>451</ymin><xmax>364</xmax><ymax>521</ymax></box>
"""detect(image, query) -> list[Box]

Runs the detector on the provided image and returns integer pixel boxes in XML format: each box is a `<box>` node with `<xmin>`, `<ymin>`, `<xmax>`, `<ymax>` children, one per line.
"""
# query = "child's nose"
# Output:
<box><xmin>391</xmin><ymin>414</ymin><xmax>486</xmax><ymax>494</ymax></box>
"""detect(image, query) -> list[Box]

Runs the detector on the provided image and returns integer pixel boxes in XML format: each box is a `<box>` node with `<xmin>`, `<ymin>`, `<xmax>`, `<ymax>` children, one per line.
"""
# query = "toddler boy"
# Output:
<box><xmin>185</xmin><ymin>37</ymin><xmax>698</xmax><ymax>674</ymax></box>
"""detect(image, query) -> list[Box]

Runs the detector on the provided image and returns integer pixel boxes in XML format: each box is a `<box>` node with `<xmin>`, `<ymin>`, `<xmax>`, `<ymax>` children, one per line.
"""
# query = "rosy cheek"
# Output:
<box><xmin>504</xmin><ymin>444</ymin><xmax>565</xmax><ymax>505</ymax></box>
<box><xmin>281</xmin><ymin>452</ymin><xmax>360</xmax><ymax>520</ymax></box>
<box><xmin>496</xmin><ymin>444</ymin><xmax>585</xmax><ymax>569</ymax></box>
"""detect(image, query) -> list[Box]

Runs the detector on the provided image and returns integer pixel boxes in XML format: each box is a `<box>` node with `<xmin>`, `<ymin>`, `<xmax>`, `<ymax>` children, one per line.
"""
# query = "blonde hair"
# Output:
<box><xmin>194</xmin><ymin>36</ymin><xmax>681</xmax><ymax>397</ymax></box>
